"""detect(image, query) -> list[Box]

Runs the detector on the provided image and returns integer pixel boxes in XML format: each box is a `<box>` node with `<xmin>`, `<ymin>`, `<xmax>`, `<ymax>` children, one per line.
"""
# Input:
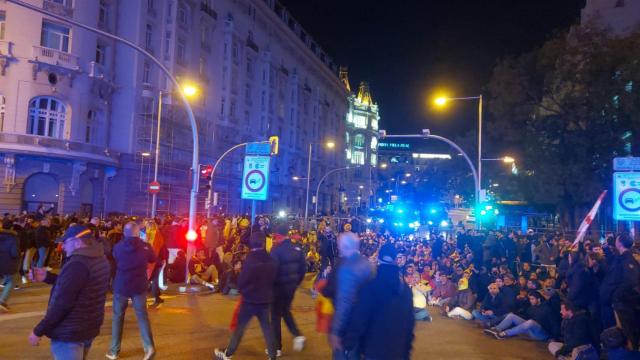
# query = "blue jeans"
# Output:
<box><xmin>414</xmin><ymin>307</ymin><xmax>431</xmax><ymax>321</ymax></box>
<box><xmin>110</xmin><ymin>293</ymin><xmax>155</xmax><ymax>355</ymax></box>
<box><xmin>37</xmin><ymin>247</ymin><xmax>48</xmax><ymax>267</ymax></box>
<box><xmin>1</xmin><ymin>274</ymin><xmax>15</xmax><ymax>304</ymax></box>
<box><xmin>496</xmin><ymin>313</ymin><xmax>549</xmax><ymax>341</ymax></box>
<box><xmin>472</xmin><ymin>310</ymin><xmax>497</xmax><ymax>323</ymax></box>
<box><xmin>51</xmin><ymin>339</ymin><xmax>93</xmax><ymax>360</ymax></box>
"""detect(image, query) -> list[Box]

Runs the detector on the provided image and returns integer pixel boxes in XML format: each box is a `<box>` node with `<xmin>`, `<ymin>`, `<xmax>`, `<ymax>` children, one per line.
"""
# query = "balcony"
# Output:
<box><xmin>88</xmin><ymin>61</ymin><xmax>105</xmax><ymax>79</ymax></box>
<box><xmin>32</xmin><ymin>46</ymin><xmax>80</xmax><ymax>71</ymax></box>
<box><xmin>43</xmin><ymin>0</ymin><xmax>74</xmax><ymax>18</ymax></box>
<box><xmin>0</xmin><ymin>41</ymin><xmax>13</xmax><ymax>58</ymax></box>
<box><xmin>0</xmin><ymin>133</ymin><xmax>119</xmax><ymax>166</ymax></box>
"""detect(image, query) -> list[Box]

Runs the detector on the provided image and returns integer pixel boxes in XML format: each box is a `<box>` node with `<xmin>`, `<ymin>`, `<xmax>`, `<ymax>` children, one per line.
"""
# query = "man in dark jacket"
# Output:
<box><xmin>472</xmin><ymin>283</ymin><xmax>507</xmax><ymax>325</ymax></box>
<box><xmin>487</xmin><ymin>291</ymin><xmax>561</xmax><ymax>341</ymax></box>
<box><xmin>345</xmin><ymin>243</ymin><xmax>415</xmax><ymax>360</ymax></box>
<box><xmin>0</xmin><ymin>220</ymin><xmax>19</xmax><ymax>311</ymax></box>
<box><xmin>215</xmin><ymin>232</ymin><xmax>278</xmax><ymax>360</ymax></box>
<box><xmin>106</xmin><ymin>222</ymin><xmax>156</xmax><ymax>360</ymax></box>
<box><xmin>34</xmin><ymin>219</ymin><xmax>52</xmax><ymax>267</ymax></box>
<box><xmin>270</xmin><ymin>223</ymin><xmax>307</xmax><ymax>355</ymax></box>
<box><xmin>548</xmin><ymin>302</ymin><xmax>594</xmax><ymax>358</ymax></box>
<box><xmin>28</xmin><ymin>225</ymin><xmax>110</xmax><ymax>360</ymax></box>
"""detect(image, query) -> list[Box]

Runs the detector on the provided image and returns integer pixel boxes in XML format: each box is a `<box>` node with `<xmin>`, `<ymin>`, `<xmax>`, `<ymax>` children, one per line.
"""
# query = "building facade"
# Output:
<box><xmin>0</xmin><ymin>0</ymin><xmax>348</xmax><ymax>217</ymax></box>
<box><xmin>581</xmin><ymin>0</ymin><xmax>640</xmax><ymax>35</ymax></box>
<box><xmin>340</xmin><ymin>69</ymin><xmax>380</xmax><ymax>214</ymax></box>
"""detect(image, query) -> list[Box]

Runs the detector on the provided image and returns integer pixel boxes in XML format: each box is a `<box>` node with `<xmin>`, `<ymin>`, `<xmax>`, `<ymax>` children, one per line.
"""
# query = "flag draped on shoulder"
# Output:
<box><xmin>572</xmin><ymin>190</ymin><xmax>608</xmax><ymax>247</ymax></box>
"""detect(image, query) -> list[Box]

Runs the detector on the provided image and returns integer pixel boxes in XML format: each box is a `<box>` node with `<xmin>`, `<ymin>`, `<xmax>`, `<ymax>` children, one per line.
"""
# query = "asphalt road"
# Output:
<box><xmin>0</xmin><ymin>281</ymin><xmax>553</xmax><ymax>360</ymax></box>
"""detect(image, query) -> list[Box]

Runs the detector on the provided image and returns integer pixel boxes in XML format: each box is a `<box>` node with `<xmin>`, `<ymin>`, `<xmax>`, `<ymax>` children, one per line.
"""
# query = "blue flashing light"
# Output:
<box><xmin>378</xmin><ymin>219</ymin><xmax>385</xmax><ymax>224</ymax></box>
<box><xmin>494</xmin><ymin>209</ymin><xmax>500</xmax><ymax>215</ymax></box>
<box><xmin>430</xmin><ymin>208</ymin><xmax>437</xmax><ymax>214</ymax></box>
<box><xmin>480</xmin><ymin>210</ymin><xmax>487</xmax><ymax>216</ymax></box>
<box><xmin>397</xmin><ymin>209</ymin><xmax>404</xmax><ymax>214</ymax></box>
<box><xmin>427</xmin><ymin>221</ymin><xmax>433</xmax><ymax>225</ymax></box>
<box><xmin>440</xmin><ymin>220</ymin><xmax>449</xmax><ymax>227</ymax></box>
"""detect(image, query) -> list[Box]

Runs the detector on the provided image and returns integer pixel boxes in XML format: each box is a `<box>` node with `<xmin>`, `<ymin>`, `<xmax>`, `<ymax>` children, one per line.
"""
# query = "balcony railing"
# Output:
<box><xmin>32</xmin><ymin>45</ymin><xmax>80</xmax><ymax>70</ymax></box>
<box><xmin>43</xmin><ymin>0</ymin><xmax>74</xmax><ymax>18</ymax></box>
<box><xmin>88</xmin><ymin>61</ymin><xmax>106</xmax><ymax>79</ymax></box>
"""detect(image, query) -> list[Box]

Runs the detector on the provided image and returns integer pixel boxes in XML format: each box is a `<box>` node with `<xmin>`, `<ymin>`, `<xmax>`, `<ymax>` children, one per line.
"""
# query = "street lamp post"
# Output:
<box><xmin>8</xmin><ymin>0</ymin><xmax>201</xmax><ymax>239</ymax></box>
<box><xmin>304</xmin><ymin>141</ymin><xmax>335</xmax><ymax>223</ymax></box>
<box><xmin>150</xmin><ymin>90</ymin><xmax>163</xmax><ymax>218</ymax></box>
<box><xmin>381</xmin><ymin>130</ymin><xmax>481</xmax><ymax>229</ymax></box>
<box><xmin>434</xmin><ymin>94</ymin><xmax>483</xmax><ymax>210</ymax></box>
<box><xmin>314</xmin><ymin>166</ymin><xmax>352</xmax><ymax>216</ymax></box>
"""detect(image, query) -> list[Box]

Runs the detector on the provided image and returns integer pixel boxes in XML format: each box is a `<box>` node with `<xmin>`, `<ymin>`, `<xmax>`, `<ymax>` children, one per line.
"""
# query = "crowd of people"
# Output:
<box><xmin>0</xmin><ymin>205</ymin><xmax>639</xmax><ymax>360</ymax></box>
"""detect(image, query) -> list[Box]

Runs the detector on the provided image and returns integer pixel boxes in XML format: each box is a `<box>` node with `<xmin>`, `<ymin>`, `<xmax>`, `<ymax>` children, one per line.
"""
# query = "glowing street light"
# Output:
<box><xmin>380</xmin><ymin>163</ymin><xmax>388</xmax><ymax>169</ymax></box>
<box><xmin>182</xmin><ymin>83</ymin><xmax>199</xmax><ymax>98</ymax></box>
<box><xmin>502</xmin><ymin>156</ymin><xmax>515</xmax><ymax>163</ymax></box>
<box><xmin>326</xmin><ymin>141</ymin><xmax>336</xmax><ymax>149</ymax></box>
<box><xmin>434</xmin><ymin>97</ymin><xmax>448</xmax><ymax>106</ymax></box>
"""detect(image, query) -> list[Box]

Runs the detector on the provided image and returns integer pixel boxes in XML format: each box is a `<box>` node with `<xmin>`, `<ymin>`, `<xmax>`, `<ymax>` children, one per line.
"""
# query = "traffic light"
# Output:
<box><xmin>269</xmin><ymin>135</ymin><xmax>279</xmax><ymax>155</ymax></box>
<box><xmin>199</xmin><ymin>164</ymin><xmax>213</xmax><ymax>192</ymax></box>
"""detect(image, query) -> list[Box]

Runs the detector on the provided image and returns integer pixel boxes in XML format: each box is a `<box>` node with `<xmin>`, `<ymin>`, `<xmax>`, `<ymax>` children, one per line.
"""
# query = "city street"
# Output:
<box><xmin>0</xmin><ymin>279</ymin><xmax>552</xmax><ymax>360</ymax></box>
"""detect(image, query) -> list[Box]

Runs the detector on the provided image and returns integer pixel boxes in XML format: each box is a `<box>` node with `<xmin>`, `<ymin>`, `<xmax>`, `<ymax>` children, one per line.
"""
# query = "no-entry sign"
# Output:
<box><xmin>241</xmin><ymin>156</ymin><xmax>270</xmax><ymax>201</ymax></box>
<box><xmin>149</xmin><ymin>181</ymin><xmax>161</xmax><ymax>194</ymax></box>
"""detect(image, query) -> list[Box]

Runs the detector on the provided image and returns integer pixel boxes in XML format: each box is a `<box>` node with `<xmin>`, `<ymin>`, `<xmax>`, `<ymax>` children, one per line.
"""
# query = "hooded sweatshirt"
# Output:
<box><xmin>113</xmin><ymin>236</ymin><xmax>156</xmax><ymax>297</ymax></box>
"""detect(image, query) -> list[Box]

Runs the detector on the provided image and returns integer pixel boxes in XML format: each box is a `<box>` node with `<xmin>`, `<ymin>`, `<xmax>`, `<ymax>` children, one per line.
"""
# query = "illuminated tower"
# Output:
<box><xmin>343</xmin><ymin>73</ymin><xmax>380</xmax><ymax>215</ymax></box>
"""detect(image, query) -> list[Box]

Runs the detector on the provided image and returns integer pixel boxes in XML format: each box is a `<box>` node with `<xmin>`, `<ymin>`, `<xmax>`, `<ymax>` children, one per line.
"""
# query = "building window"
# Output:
<box><xmin>28</xmin><ymin>97</ymin><xmax>66</xmax><ymax>139</ymax></box>
<box><xmin>166</xmin><ymin>1</ymin><xmax>173</xmax><ymax>24</ymax></box>
<box><xmin>199</xmin><ymin>57</ymin><xmax>206</xmax><ymax>78</ymax></box>
<box><xmin>164</xmin><ymin>31</ymin><xmax>171</xmax><ymax>60</ymax></box>
<box><xmin>353</xmin><ymin>114</ymin><xmax>367</xmax><ymax>129</ymax></box>
<box><xmin>352</xmin><ymin>150</ymin><xmax>365</xmax><ymax>165</ymax></box>
<box><xmin>0</xmin><ymin>95</ymin><xmax>5</xmax><ymax>132</ymax></box>
<box><xmin>178</xmin><ymin>3</ymin><xmax>189</xmax><ymax>27</ymax></box>
<box><xmin>615</xmin><ymin>0</ymin><xmax>625</xmax><ymax>7</ymax></box>
<box><xmin>98</xmin><ymin>1</ymin><xmax>108</xmax><ymax>25</ymax></box>
<box><xmin>145</xmin><ymin>24</ymin><xmax>153</xmax><ymax>50</ymax></box>
<box><xmin>220</xmin><ymin>97</ymin><xmax>225</xmax><ymax>116</ymax></box>
<box><xmin>0</xmin><ymin>11</ymin><xmax>6</xmax><ymax>40</ymax></box>
<box><xmin>142</xmin><ymin>61</ymin><xmax>151</xmax><ymax>83</ymax></box>
<box><xmin>85</xmin><ymin>110</ymin><xmax>95</xmax><ymax>143</ymax></box>
<box><xmin>246</xmin><ymin>57</ymin><xmax>253</xmax><ymax>76</ymax></box>
<box><xmin>41</xmin><ymin>21</ymin><xmax>71</xmax><ymax>52</ymax></box>
<box><xmin>176</xmin><ymin>38</ymin><xmax>186</xmax><ymax>65</ymax></box>
<box><xmin>232</xmin><ymin>42</ymin><xmax>239</xmax><ymax>63</ymax></box>
<box><xmin>371</xmin><ymin>117</ymin><xmax>378</xmax><ymax>131</ymax></box>
<box><xmin>370</xmin><ymin>153</ymin><xmax>377</xmax><ymax>167</ymax></box>
<box><xmin>50</xmin><ymin>0</ymin><xmax>72</xmax><ymax>6</ymax></box>
<box><xmin>230</xmin><ymin>100</ymin><xmax>237</xmax><ymax>120</ymax></box>
<box><xmin>370</xmin><ymin>136</ymin><xmax>378</xmax><ymax>150</ymax></box>
<box><xmin>245</xmin><ymin>83</ymin><xmax>252</xmax><ymax>104</ymax></box>
<box><xmin>95</xmin><ymin>43</ymin><xmax>105</xmax><ymax>64</ymax></box>
<box><xmin>354</xmin><ymin>134</ymin><xmax>365</xmax><ymax>148</ymax></box>
<box><xmin>148</xmin><ymin>0</ymin><xmax>155</xmax><ymax>11</ymax></box>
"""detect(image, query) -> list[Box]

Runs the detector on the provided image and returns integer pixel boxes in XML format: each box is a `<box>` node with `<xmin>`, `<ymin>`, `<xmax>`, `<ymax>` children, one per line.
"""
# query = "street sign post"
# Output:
<box><xmin>613</xmin><ymin>172</ymin><xmax>640</xmax><ymax>221</ymax></box>
<box><xmin>241</xmin><ymin>155</ymin><xmax>270</xmax><ymax>201</ymax></box>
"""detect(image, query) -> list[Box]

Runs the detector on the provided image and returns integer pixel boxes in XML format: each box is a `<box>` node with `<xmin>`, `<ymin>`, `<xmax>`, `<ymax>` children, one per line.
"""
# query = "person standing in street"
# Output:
<box><xmin>270</xmin><ymin>223</ymin><xmax>308</xmax><ymax>356</ymax></box>
<box><xmin>344</xmin><ymin>243</ymin><xmax>415</xmax><ymax>360</ymax></box>
<box><xmin>34</xmin><ymin>218</ymin><xmax>51</xmax><ymax>267</ymax></box>
<box><xmin>323</xmin><ymin>232</ymin><xmax>374</xmax><ymax>360</ymax></box>
<box><xmin>215</xmin><ymin>232</ymin><xmax>278</xmax><ymax>360</ymax></box>
<box><xmin>0</xmin><ymin>219</ymin><xmax>20</xmax><ymax>312</ymax></box>
<box><xmin>106</xmin><ymin>222</ymin><xmax>157</xmax><ymax>360</ymax></box>
<box><xmin>28</xmin><ymin>225</ymin><xmax>110</xmax><ymax>360</ymax></box>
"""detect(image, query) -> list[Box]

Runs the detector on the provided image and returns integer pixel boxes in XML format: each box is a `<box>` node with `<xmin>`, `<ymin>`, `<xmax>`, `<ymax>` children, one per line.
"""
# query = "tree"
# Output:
<box><xmin>486</xmin><ymin>26</ymin><xmax>640</xmax><ymax>228</ymax></box>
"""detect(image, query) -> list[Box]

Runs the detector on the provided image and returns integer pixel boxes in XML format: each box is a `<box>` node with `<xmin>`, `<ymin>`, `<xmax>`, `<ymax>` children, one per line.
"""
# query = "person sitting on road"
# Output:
<box><xmin>428</xmin><ymin>273</ymin><xmax>457</xmax><ymax>307</ymax></box>
<box><xmin>189</xmin><ymin>248</ymin><xmax>218</xmax><ymax>290</ymax></box>
<box><xmin>446</xmin><ymin>276</ymin><xmax>477</xmax><ymax>320</ymax></box>
<box><xmin>472</xmin><ymin>282</ymin><xmax>507</xmax><ymax>326</ymax></box>
<box><xmin>484</xmin><ymin>291</ymin><xmax>561</xmax><ymax>341</ymax></box>
<box><xmin>548</xmin><ymin>302</ymin><xmax>595</xmax><ymax>359</ymax></box>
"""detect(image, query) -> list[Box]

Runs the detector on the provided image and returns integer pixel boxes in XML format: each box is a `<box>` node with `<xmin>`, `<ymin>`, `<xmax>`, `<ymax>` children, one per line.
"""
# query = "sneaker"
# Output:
<box><xmin>483</xmin><ymin>329</ymin><xmax>505</xmax><ymax>340</ymax></box>
<box><xmin>105</xmin><ymin>353</ymin><xmax>118</xmax><ymax>360</ymax></box>
<box><xmin>293</xmin><ymin>336</ymin><xmax>306</xmax><ymax>352</ymax></box>
<box><xmin>143</xmin><ymin>348</ymin><xmax>155</xmax><ymax>360</ymax></box>
<box><xmin>0</xmin><ymin>302</ymin><xmax>9</xmax><ymax>312</ymax></box>
<box><xmin>150</xmin><ymin>298</ymin><xmax>164</xmax><ymax>308</ymax></box>
<box><xmin>264</xmin><ymin>349</ymin><xmax>282</xmax><ymax>357</ymax></box>
<box><xmin>214</xmin><ymin>348</ymin><xmax>232</xmax><ymax>360</ymax></box>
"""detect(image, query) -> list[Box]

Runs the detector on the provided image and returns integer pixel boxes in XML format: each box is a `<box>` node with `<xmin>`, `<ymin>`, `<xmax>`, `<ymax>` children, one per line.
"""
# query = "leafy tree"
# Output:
<box><xmin>486</xmin><ymin>26</ymin><xmax>640</xmax><ymax>228</ymax></box>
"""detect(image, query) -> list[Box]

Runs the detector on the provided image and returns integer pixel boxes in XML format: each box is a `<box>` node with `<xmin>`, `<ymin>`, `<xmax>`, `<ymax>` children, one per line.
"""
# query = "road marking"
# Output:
<box><xmin>0</xmin><ymin>311</ymin><xmax>45</xmax><ymax>322</ymax></box>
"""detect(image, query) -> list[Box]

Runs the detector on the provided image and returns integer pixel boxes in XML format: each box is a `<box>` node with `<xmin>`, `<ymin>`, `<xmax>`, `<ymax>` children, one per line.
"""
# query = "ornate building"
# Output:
<box><xmin>341</xmin><ymin>69</ymin><xmax>379</xmax><ymax>213</ymax></box>
<box><xmin>0</xmin><ymin>0</ymin><xmax>347</xmax><ymax>217</ymax></box>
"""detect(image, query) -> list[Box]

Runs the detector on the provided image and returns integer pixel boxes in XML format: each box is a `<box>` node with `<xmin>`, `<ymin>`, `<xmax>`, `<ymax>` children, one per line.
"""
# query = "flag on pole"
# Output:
<box><xmin>572</xmin><ymin>190</ymin><xmax>608</xmax><ymax>247</ymax></box>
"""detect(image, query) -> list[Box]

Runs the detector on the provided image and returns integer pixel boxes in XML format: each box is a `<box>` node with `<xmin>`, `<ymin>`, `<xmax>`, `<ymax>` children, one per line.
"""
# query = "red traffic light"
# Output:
<box><xmin>200</xmin><ymin>164</ymin><xmax>213</xmax><ymax>176</ymax></box>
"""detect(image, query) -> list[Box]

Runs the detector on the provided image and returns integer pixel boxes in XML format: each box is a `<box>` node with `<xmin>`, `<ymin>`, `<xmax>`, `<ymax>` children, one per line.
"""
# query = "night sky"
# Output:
<box><xmin>280</xmin><ymin>0</ymin><xmax>586</xmax><ymax>138</ymax></box>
